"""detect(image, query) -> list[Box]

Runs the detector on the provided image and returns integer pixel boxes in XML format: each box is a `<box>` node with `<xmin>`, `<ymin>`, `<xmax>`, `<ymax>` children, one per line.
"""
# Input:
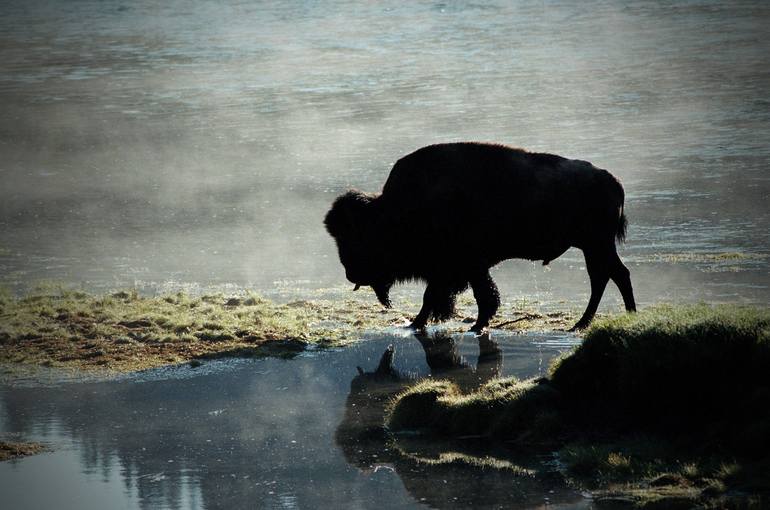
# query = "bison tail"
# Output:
<box><xmin>616</xmin><ymin>206</ymin><xmax>628</xmax><ymax>244</ymax></box>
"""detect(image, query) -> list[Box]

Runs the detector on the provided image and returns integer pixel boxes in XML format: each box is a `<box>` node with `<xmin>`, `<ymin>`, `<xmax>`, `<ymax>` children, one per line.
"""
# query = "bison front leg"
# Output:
<box><xmin>469</xmin><ymin>272</ymin><xmax>500</xmax><ymax>333</ymax></box>
<box><xmin>408</xmin><ymin>280</ymin><xmax>466</xmax><ymax>330</ymax></box>
<box><xmin>408</xmin><ymin>284</ymin><xmax>438</xmax><ymax>330</ymax></box>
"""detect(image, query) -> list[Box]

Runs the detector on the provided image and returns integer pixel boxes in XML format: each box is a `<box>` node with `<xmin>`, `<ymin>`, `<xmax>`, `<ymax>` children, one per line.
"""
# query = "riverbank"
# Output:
<box><xmin>0</xmin><ymin>287</ymin><xmax>575</xmax><ymax>373</ymax></box>
<box><xmin>387</xmin><ymin>304</ymin><xmax>770</xmax><ymax>507</ymax></box>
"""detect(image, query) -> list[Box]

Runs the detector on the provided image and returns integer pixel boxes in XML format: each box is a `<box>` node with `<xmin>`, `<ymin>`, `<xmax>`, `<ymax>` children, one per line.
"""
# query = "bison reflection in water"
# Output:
<box><xmin>325</xmin><ymin>142</ymin><xmax>637</xmax><ymax>331</ymax></box>
<box><xmin>335</xmin><ymin>332</ymin><xmax>581</xmax><ymax>508</ymax></box>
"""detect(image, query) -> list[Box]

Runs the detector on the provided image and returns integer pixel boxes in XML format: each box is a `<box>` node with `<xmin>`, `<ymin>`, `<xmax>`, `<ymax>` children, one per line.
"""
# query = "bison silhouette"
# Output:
<box><xmin>325</xmin><ymin>142</ymin><xmax>636</xmax><ymax>331</ymax></box>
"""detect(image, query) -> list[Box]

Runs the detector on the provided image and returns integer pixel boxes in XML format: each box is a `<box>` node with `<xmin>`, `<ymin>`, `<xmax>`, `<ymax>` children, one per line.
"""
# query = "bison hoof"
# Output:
<box><xmin>568</xmin><ymin>321</ymin><xmax>590</xmax><ymax>332</ymax></box>
<box><xmin>469</xmin><ymin>324</ymin><xmax>487</xmax><ymax>335</ymax></box>
<box><xmin>406</xmin><ymin>321</ymin><xmax>427</xmax><ymax>332</ymax></box>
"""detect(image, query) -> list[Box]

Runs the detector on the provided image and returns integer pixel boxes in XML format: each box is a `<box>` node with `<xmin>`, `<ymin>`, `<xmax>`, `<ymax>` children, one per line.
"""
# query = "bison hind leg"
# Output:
<box><xmin>470</xmin><ymin>271</ymin><xmax>500</xmax><ymax>333</ymax></box>
<box><xmin>609</xmin><ymin>253</ymin><xmax>636</xmax><ymax>312</ymax></box>
<box><xmin>571</xmin><ymin>243</ymin><xmax>628</xmax><ymax>331</ymax></box>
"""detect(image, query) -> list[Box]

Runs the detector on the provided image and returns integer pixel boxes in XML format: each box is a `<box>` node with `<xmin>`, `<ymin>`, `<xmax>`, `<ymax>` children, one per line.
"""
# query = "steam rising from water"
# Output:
<box><xmin>1</xmin><ymin>0</ymin><xmax>768</xmax><ymax>305</ymax></box>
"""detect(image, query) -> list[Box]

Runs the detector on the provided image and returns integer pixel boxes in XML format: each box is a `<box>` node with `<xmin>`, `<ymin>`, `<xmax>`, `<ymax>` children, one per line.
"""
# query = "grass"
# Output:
<box><xmin>386</xmin><ymin>304</ymin><xmax>770</xmax><ymax>507</ymax></box>
<box><xmin>386</xmin><ymin>377</ymin><xmax>562</xmax><ymax>443</ymax></box>
<box><xmin>0</xmin><ymin>286</ymin><xmax>407</xmax><ymax>372</ymax></box>
<box><xmin>0</xmin><ymin>285</ymin><xmax>584</xmax><ymax>372</ymax></box>
<box><xmin>649</xmin><ymin>251</ymin><xmax>762</xmax><ymax>263</ymax></box>
<box><xmin>0</xmin><ymin>440</ymin><xmax>46</xmax><ymax>462</ymax></box>
<box><xmin>0</xmin><ymin>286</ymin><xmax>577</xmax><ymax>373</ymax></box>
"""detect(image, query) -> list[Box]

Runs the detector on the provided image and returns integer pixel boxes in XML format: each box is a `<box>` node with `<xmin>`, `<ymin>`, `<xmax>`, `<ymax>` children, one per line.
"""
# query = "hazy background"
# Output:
<box><xmin>1</xmin><ymin>0</ymin><xmax>769</xmax><ymax>309</ymax></box>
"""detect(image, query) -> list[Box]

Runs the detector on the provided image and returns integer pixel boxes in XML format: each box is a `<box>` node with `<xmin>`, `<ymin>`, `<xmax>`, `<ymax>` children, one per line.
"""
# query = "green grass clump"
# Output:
<box><xmin>550</xmin><ymin>304</ymin><xmax>770</xmax><ymax>454</ymax></box>
<box><xmin>389</xmin><ymin>304</ymin><xmax>770</xmax><ymax>447</ymax></box>
<box><xmin>386</xmin><ymin>377</ymin><xmax>561</xmax><ymax>442</ymax></box>
<box><xmin>386</xmin><ymin>304</ymin><xmax>770</xmax><ymax>506</ymax></box>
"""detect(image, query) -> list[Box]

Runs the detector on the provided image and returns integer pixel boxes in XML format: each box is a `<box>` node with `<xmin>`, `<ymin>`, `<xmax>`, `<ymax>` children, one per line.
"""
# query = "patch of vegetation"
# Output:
<box><xmin>0</xmin><ymin>440</ymin><xmax>46</xmax><ymax>461</ymax></box>
<box><xmin>392</xmin><ymin>442</ymin><xmax>537</xmax><ymax>476</ymax></box>
<box><xmin>649</xmin><ymin>251</ymin><xmax>760</xmax><ymax>263</ymax></box>
<box><xmin>0</xmin><ymin>286</ymin><xmax>578</xmax><ymax>373</ymax></box>
<box><xmin>638</xmin><ymin>251</ymin><xmax>767</xmax><ymax>274</ymax></box>
<box><xmin>386</xmin><ymin>377</ymin><xmax>561</xmax><ymax>443</ymax></box>
<box><xmin>0</xmin><ymin>287</ymin><xmax>407</xmax><ymax>372</ymax></box>
<box><xmin>386</xmin><ymin>304</ymin><xmax>770</xmax><ymax>507</ymax></box>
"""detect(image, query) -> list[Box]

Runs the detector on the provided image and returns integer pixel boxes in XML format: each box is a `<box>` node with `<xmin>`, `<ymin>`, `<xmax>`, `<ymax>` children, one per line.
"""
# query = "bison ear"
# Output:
<box><xmin>324</xmin><ymin>190</ymin><xmax>375</xmax><ymax>238</ymax></box>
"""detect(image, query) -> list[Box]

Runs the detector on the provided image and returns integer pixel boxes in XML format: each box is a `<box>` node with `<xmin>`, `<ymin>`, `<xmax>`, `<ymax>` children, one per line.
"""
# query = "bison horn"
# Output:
<box><xmin>353</xmin><ymin>284</ymin><xmax>361</xmax><ymax>291</ymax></box>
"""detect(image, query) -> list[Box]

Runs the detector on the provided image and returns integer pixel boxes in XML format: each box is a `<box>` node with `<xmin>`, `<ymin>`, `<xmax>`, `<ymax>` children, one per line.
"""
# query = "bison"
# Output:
<box><xmin>324</xmin><ymin>142</ymin><xmax>636</xmax><ymax>332</ymax></box>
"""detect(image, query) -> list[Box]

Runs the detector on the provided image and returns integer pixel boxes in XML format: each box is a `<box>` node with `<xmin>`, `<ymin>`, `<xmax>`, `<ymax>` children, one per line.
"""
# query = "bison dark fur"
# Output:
<box><xmin>325</xmin><ymin>142</ymin><xmax>636</xmax><ymax>332</ymax></box>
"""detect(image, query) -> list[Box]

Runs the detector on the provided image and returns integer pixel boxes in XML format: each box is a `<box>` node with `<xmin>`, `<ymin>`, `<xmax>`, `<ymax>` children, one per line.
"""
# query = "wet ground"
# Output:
<box><xmin>0</xmin><ymin>330</ymin><xmax>587</xmax><ymax>510</ymax></box>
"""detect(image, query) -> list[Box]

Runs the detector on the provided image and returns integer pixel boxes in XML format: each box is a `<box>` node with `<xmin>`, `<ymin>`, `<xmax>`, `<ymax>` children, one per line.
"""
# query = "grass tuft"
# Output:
<box><xmin>386</xmin><ymin>304</ymin><xmax>770</xmax><ymax>506</ymax></box>
<box><xmin>0</xmin><ymin>288</ymin><xmax>408</xmax><ymax>372</ymax></box>
<box><xmin>0</xmin><ymin>440</ymin><xmax>46</xmax><ymax>462</ymax></box>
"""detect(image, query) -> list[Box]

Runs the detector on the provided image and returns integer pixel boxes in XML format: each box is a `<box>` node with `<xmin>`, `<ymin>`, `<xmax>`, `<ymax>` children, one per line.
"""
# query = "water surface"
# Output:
<box><xmin>1</xmin><ymin>330</ymin><xmax>586</xmax><ymax>509</ymax></box>
<box><xmin>0</xmin><ymin>0</ymin><xmax>768</xmax><ymax>308</ymax></box>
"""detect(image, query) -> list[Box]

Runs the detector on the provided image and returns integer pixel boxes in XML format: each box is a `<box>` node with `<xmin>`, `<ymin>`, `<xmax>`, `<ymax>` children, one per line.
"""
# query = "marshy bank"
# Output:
<box><xmin>387</xmin><ymin>304</ymin><xmax>770</xmax><ymax>507</ymax></box>
<box><xmin>0</xmin><ymin>287</ymin><xmax>576</xmax><ymax>373</ymax></box>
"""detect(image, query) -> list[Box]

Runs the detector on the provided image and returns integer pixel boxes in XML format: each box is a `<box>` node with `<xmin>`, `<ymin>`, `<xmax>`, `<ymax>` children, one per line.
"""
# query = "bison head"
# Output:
<box><xmin>324</xmin><ymin>190</ymin><xmax>393</xmax><ymax>307</ymax></box>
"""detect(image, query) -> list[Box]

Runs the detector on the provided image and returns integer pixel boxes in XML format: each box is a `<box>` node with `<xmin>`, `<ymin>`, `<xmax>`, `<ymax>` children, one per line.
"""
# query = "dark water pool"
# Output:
<box><xmin>0</xmin><ymin>330</ymin><xmax>588</xmax><ymax>510</ymax></box>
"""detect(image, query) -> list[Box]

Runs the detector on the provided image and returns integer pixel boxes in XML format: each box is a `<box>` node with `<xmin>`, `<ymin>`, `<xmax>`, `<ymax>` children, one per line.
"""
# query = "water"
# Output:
<box><xmin>0</xmin><ymin>0</ymin><xmax>769</xmax><ymax>308</ymax></box>
<box><xmin>1</xmin><ymin>2</ymin><xmax>768</xmax><ymax>508</ymax></box>
<box><xmin>0</xmin><ymin>331</ymin><xmax>587</xmax><ymax>510</ymax></box>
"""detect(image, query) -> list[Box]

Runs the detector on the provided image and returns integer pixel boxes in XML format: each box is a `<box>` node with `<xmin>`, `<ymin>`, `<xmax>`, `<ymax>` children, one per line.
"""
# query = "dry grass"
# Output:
<box><xmin>0</xmin><ymin>287</ymin><xmax>408</xmax><ymax>372</ymax></box>
<box><xmin>0</xmin><ymin>441</ymin><xmax>46</xmax><ymax>461</ymax></box>
<box><xmin>0</xmin><ymin>286</ymin><xmax>576</xmax><ymax>373</ymax></box>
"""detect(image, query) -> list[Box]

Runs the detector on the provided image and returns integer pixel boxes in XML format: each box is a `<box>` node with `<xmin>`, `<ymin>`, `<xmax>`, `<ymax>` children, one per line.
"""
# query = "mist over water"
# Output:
<box><xmin>2</xmin><ymin>3</ymin><xmax>770</xmax><ymax>509</ymax></box>
<box><xmin>1</xmin><ymin>0</ymin><xmax>769</xmax><ymax>307</ymax></box>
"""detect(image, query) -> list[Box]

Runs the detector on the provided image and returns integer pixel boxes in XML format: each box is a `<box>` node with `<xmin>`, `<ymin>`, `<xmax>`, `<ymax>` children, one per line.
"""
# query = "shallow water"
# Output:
<box><xmin>0</xmin><ymin>0</ymin><xmax>769</xmax><ymax>308</ymax></box>
<box><xmin>0</xmin><ymin>330</ymin><xmax>586</xmax><ymax>510</ymax></box>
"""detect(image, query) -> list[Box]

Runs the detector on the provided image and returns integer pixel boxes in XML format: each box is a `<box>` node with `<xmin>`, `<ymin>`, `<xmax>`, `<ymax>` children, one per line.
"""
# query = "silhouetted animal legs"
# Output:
<box><xmin>409</xmin><ymin>280</ymin><xmax>467</xmax><ymax>330</ymax></box>
<box><xmin>409</xmin><ymin>283</ymin><xmax>441</xmax><ymax>330</ymax></box>
<box><xmin>469</xmin><ymin>272</ymin><xmax>500</xmax><ymax>333</ymax></box>
<box><xmin>571</xmin><ymin>249</ymin><xmax>610</xmax><ymax>331</ymax></box>
<box><xmin>571</xmin><ymin>244</ymin><xmax>636</xmax><ymax>331</ymax></box>
<box><xmin>415</xmin><ymin>332</ymin><xmax>464</xmax><ymax>372</ymax></box>
<box><xmin>414</xmin><ymin>331</ymin><xmax>502</xmax><ymax>391</ymax></box>
<box><xmin>476</xmin><ymin>333</ymin><xmax>502</xmax><ymax>382</ymax></box>
<box><xmin>608</xmin><ymin>251</ymin><xmax>636</xmax><ymax>312</ymax></box>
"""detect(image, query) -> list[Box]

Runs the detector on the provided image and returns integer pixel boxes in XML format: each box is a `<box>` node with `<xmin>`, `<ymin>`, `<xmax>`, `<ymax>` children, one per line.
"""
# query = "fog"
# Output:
<box><xmin>1</xmin><ymin>0</ymin><xmax>768</xmax><ymax>307</ymax></box>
